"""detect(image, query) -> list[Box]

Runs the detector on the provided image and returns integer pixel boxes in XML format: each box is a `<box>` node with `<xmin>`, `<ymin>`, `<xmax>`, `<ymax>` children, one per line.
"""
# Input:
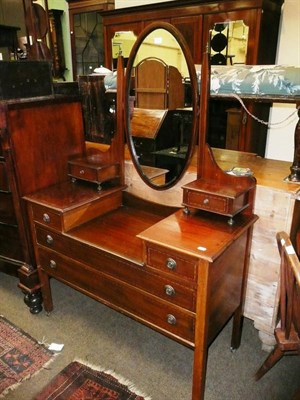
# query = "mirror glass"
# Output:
<box><xmin>125</xmin><ymin>23</ymin><xmax>197</xmax><ymax>190</ymax></box>
<box><xmin>78</xmin><ymin>74</ymin><xmax>116</xmax><ymax>145</ymax></box>
<box><xmin>112</xmin><ymin>31</ymin><xmax>137</xmax><ymax>69</ymax></box>
<box><xmin>210</xmin><ymin>20</ymin><xmax>249</xmax><ymax>65</ymax></box>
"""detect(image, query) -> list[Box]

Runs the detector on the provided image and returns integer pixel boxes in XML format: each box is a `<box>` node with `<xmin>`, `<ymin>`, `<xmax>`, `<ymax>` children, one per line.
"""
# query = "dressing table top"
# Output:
<box><xmin>138</xmin><ymin>209</ymin><xmax>258</xmax><ymax>262</ymax></box>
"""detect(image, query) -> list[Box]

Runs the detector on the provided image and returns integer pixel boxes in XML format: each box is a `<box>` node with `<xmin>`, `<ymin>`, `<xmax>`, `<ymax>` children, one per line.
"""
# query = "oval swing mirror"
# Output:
<box><xmin>125</xmin><ymin>22</ymin><xmax>198</xmax><ymax>190</ymax></box>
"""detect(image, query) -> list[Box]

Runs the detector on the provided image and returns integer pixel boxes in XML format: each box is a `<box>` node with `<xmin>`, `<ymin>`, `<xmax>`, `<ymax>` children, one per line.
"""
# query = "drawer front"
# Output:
<box><xmin>38</xmin><ymin>247</ymin><xmax>195</xmax><ymax>343</ymax></box>
<box><xmin>0</xmin><ymin>192</ymin><xmax>17</xmax><ymax>224</ymax></box>
<box><xmin>69</xmin><ymin>163</ymin><xmax>100</xmax><ymax>182</ymax></box>
<box><xmin>185</xmin><ymin>190</ymin><xmax>229</xmax><ymax>214</ymax></box>
<box><xmin>36</xmin><ymin>227</ymin><xmax>196</xmax><ymax>311</ymax></box>
<box><xmin>0</xmin><ymin>161</ymin><xmax>9</xmax><ymax>192</ymax></box>
<box><xmin>31</xmin><ymin>204</ymin><xmax>62</xmax><ymax>231</ymax></box>
<box><xmin>69</xmin><ymin>163</ymin><xmax>119</xmax><ymax>184</ymax></box>
<box><xmin>146</xmin><ymin>244</ymin><xmax>198</xmax><ymax>282</ymax></box>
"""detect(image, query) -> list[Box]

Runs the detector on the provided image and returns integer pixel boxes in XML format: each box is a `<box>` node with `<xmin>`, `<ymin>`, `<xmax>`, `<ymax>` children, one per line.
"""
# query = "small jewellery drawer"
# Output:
<box><xmin>182</xmin><ymin>179</ymin><xmax>251</xmax><ymax>217</ymax></box>
<box><xmin>0</xmin><ymin>161</ymin><xmax>9</xmax><ymax>192</ymax></box>
<box><xmin>31</xmin><ymin>204</ymin><xmax>62</xmax><ymax>231</ymax></box>
<box><xmin>146</xmin><ymin>244</ymin><xmax>198</xmax><ymax>282</ymax></box>
<box><xmin>185</xmin><ymin>191</ymin><xmax>229</xmax><ymax>214</ymax></box>
<box><xmin>68</xmin><ymin>159</ymin><xmax>120</xmax><ymax>185</ymax></box>
<box><xmin>38</xmin><ymin>247</ymin><xmax>195</xmax><ymax>343</ymax></box>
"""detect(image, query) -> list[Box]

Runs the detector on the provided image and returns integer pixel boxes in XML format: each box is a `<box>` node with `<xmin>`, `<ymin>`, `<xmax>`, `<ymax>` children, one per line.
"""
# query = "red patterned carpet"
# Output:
<box><xmin>34</xmin><ymin>360</ymin><xmax>151</xmax><ymax>400</ymax></box>
<box><xmin>0</xmin><ymin>316</ymin><xmax>55</xmax><ymax>397</ymax></box>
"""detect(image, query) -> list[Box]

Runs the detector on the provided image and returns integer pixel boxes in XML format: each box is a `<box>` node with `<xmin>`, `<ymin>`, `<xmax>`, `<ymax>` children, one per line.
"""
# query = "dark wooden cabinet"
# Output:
<box><xmin>66</xmin><ymin>0</ymin><xmax>114</xmax><ymax>80</ymax></box>
<box><xmin>102</xmin><ymin>0</ymin><xmax>283</xmax><ymax>156</ymax></box>
<box><xmin>171</xmin><ymin>15</ymin><xmax>203</xmax><ymax>63</ymax></box>
<box><xmin>0</xmin><ymin>95</ymin><xmax>85</xmax><ymax>313</ymax></box>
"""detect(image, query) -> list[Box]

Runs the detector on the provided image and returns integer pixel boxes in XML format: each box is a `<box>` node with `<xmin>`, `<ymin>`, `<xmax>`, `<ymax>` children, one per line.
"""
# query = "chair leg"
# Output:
<box><xmin>255</xmin><ymin>345</ymin><xmax>284</xmax><ymax>381</ymax></box>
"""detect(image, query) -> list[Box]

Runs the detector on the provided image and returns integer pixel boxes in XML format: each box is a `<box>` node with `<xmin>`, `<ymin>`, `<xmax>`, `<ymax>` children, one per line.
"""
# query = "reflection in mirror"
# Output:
<box><xmin>73</xmin><ymin>11</ymin><xmax>105</xmax><ymax>76</ymax></box>
<box><xmin>210</xmin><ymin>21</ymin><xmax>249</xmax><ymax>65</ymax></box>
<box><xmin>79</xmin><ymin>74</ymin><xmax>116</xmax><ymax>145</ymax></box>
<box><xmin>125</xmin><ymin>22</ymin><xmax>197</xmax><ymax>190</ymax></box>
<box><xmin>112</xmin><ymin>31</ymin><xmax>137</xmax><ymax>69</ymax></box>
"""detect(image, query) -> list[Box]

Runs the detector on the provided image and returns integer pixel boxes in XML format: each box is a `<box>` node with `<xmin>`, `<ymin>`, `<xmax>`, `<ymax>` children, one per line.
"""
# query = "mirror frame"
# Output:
<box><xmin>124</xmin><ymin>21</ymin><xmax>198</xmax><ymax>190</ymax></box>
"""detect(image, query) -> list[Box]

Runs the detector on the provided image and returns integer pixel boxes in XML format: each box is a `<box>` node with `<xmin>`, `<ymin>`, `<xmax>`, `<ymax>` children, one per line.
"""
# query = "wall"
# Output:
<box><xmin>47</xmin><ymin>0</ymin><xmax>72</xmax><ymax>81</ymax></box>
<box><xmin>0</xmin><ymin>0</ymin><xmax>26</xmax><ymax>34</ymax></box>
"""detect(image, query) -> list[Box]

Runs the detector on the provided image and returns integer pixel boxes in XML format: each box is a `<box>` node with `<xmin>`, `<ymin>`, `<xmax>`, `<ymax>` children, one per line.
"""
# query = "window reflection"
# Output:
<box><xmin>210</xmin><ymin>21</ymin><xmax>249</xmax><ymax>65</ymax></box>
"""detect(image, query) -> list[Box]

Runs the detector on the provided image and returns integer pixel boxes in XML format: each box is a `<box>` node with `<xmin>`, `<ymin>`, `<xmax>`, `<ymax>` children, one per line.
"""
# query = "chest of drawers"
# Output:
<box><xmin>25</xmin><ymin>184</ymin><xmax>257</xmax><ymax>399</ymax></box>
<box><xmin>26</xmin><ymin>185</ymin><xmax>197</xmax><ymax>344</ymax></box>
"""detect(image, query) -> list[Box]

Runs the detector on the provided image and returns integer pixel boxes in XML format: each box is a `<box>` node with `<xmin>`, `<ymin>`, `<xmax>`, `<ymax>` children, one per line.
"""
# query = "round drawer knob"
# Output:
<box><xmin>43</xmin><ymin>213</ymin><xmax>50</xmax><ymax>223</ymax></box>
<box><xmin>203</xmin><ymin>198</ymin><xmax>209</xmax><ymax>205</ymax></box>
<box><xmin>79</xmin><ymin>169</ymin><xmax>85</xmax><ymax>175</ymax></box>
<box><xmin>166</xmin><ymin>257</ymin><xmax>176</xmax><ymax>270</ymax></box>
<box><xmin>165</xmin><ymin>285</ymin><xmax>176</xmax><ymax>297</ymax></box>
<box><xmin>49</xmin><ymin>260</ymin><xmax>57</xmax><ymax>269</ymax></box>
<box><xmin>167</xmin><ymin>314</ymin><xmax>177</xmax><ymax>325</ymax></box>
<box><xmin>46</xmin><ymin>234</ymin><xmax>54</xmax><ymax>245</ymax></box>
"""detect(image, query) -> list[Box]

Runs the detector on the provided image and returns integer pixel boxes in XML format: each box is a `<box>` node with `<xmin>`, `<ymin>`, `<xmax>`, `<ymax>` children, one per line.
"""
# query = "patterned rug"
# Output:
<box><xmin>34</xmin><ymin>360</ymin><xmax>151</xmax><ymax>400</ymax></box>
<box><xmin>0</xmin><ymin>315</ymin><xmax>55</xmax><ymax>398</ymax></box>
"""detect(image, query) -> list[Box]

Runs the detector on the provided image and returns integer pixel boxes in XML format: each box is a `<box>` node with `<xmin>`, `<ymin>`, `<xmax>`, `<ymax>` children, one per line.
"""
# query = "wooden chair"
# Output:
<box><xmin>255</xmin><ymin>231</ymin><xmax>300</xmax><ymax>381</ymax></box>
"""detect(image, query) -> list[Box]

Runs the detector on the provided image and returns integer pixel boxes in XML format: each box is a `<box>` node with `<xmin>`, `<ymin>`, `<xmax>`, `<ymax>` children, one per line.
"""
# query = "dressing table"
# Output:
<box><xmin>24</xmin><ymin>23</ymin><xmax>257</xmax><ymax>399</ymax></box>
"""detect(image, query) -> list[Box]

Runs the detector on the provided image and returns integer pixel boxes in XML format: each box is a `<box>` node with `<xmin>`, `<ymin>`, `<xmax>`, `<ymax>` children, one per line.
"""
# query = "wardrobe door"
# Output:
<box><xmin>171</xmin><ymin>15</ymin><xmax>203</xmax><ymax>64</ymax></box>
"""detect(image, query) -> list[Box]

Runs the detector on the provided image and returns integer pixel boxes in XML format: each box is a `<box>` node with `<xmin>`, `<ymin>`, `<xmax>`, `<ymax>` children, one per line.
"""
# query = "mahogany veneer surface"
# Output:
<box><xmin>138</xmin><ymin>209</ymin><xmax>258</xmax><ymax>262</ymax></box>
<box><xmin>68</xmin><ymin>204</ymin><xmax>168</xmax><ymax>264</ymax></box>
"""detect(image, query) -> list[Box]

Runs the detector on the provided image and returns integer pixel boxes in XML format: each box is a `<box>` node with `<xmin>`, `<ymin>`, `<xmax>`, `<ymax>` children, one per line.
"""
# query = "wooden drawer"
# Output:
<box><xmin>182</xmin><ymin>178</ymin><xmax>251</xmax><ymax>217</ymax></box>
<box><xmin>0</xmin><ymin>161</ymin><xmax>9</xmax><ymax>192</ymax></box>
<box><xmin>185</xmin><ymin>191</ymin><xmax>230</xmax><ymax>214</ymax></box>
<box><xmin>68</xmin><ymin>159</ymin><xmax>120</xmax><ymax>185</ymax></box>
<box><xmin>146</xmin><ymin>243</ymin><xmax>198</xmax><ymax>283</ymax></box>
<box><xmin>36</xmin><ymin>229</ymin><xmax>197</xmax><ymax>311</ymax></box>
<box><xmin>29</xmin><ymin>189</ymin><xmax>123</xmax><ymax>232</ymax></box>
<box><xmin>38</xmin><ymin>247</ymin><xmax>195</xmax><ymax>343</ymax></box>
<box><xmin>31</xmin><ymin>204</ymin><xmax>63</xmax><ymax>231</ymax></box>
<box><xmin>0</xmin><ymin>192</ymin><xmax>17</xmax><ymax>224</ymax></box>
<box><xmin>184</xmin><ymin>190</ymin><xmax>248</xmax><ymax>215</ymax></box>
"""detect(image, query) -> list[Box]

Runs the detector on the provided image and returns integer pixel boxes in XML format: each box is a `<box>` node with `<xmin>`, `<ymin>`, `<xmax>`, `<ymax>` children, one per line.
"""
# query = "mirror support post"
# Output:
<box><xmin>116</xmin><ymin>55</ymin><xmax>125</xmax><ymax>186</ymax></box>
<box><xmin>197</xmin><ymin>44</ymin><xmax>211</xmax><ymax>179</ymax></box>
